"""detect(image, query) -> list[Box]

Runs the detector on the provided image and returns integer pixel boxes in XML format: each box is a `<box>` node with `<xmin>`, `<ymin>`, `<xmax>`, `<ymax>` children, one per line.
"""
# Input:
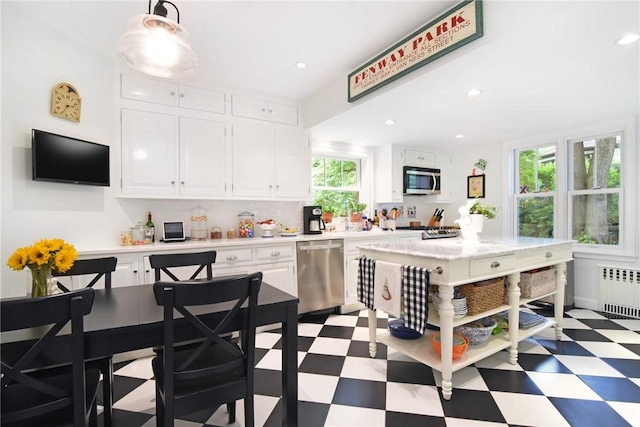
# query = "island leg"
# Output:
<box><xmin>368</xmin><ymin>309</ymin><xmax>377</xmax><ymax>358</ymax></box>
<box><xmin>554</xmin><ymin>262</ymin><xmax>567</xmax><ymax>340</ymax></box>
<box><xmin>437</xmin><ymin>284</ymin><xmax>455</xmax><ymax>400</ymax></box>
<box><xmin>506</xmin><ymin>272</ymin><xmax>521</xmax><ymax>365</ymax></box>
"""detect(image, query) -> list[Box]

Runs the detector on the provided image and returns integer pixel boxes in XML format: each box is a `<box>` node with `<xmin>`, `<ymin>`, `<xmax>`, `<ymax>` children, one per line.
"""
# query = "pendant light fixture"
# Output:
<box><xmin>117</xmin><ymin>0</ymin><xmax>197</xmax><ymax>78</ymax></box>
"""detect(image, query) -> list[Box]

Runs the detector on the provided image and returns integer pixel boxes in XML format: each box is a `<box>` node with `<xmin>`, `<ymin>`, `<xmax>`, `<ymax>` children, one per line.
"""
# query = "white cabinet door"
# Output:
<box><xmin>178</xmin><ymin>85</ymin><xmax>225</xmax><ymax>113</ymax></box>
<box><xmin>113</xmin><ymin>254</ymin><xmax>145</xmax><ymax>287</ymax></box>
<box><xmin>121</xmin><ymin>74</ymin><xmax>179</xmax><ymax>106</ymax></box>
<box><xmin>344</xmin><ymin>252</ymin><xmax>361</xmax><ymax>307</ymax></box>
<box><xmin>405</xmin><ymin>149</ymin><xmax>436</xmax><ymax>167</ymax></box>
<box><xmin>231</xmin><ymin>94</ymin><xmax>298</xmax><ymax>125</ymax></box>
<box><xmin>121</xmin><ymin>109</ymin><xmax>178</xmax><ymax>195</ymax></box>
<box><xmin>436</xmin><ymin>154</ymin><xmax>452</xmax><ymax>203</ymax></box>
<box><xmin>231</xmin><ymin>124</ymin><xmax>274</xmax><ymax>197</ymax></box>
<box><xmin>179</xmin><ymin>117</ymin><xmax>227</xmax><ymax>196</ymax></box>
<box><xmin>375</xmin><ymin>144</ymin><xmax>404</xmax><ymax>203</ymax></box>
<box><xmin>268</xmin><ymin>102</ymin><xmax>298</xmax><ymax>126</ymax></box>
<box><xmin>274</xmin><ymin>131</ymin><xmax>309</xmax><ymax>198</ymax></box>
<box><xmin>259</xmin><ymin>261</ymin><xmax>296</xmax><ymax>297</ymax></box>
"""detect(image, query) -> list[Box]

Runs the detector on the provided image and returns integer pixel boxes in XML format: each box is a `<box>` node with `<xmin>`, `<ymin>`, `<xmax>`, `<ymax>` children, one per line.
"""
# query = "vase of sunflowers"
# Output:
<box><xmin>7</xmin><ymin>238</ymin><xmax>78</xmax><ymax>297</ymax></box>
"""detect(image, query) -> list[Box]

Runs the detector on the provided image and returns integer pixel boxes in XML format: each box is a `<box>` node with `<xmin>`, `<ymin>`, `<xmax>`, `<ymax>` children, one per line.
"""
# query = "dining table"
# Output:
<box><xmin>1</xmin><ymin>282</ymin><xmax>299</xmax><ymax>426</ymax></box>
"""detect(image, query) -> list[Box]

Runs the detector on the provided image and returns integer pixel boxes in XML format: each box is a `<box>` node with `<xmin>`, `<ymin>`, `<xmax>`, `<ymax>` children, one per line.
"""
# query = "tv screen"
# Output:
<box><xmin>32</xmin><ymin>129</ymin><xmax>110</xmax><ymax>186</ymax></box>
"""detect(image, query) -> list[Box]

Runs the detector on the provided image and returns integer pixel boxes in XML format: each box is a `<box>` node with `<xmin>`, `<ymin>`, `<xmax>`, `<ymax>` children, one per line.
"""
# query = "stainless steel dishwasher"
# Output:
<box><xmin>296</xmin><ymin>239</ymin><xmax>344</xmax><ymax>314</ymax></box>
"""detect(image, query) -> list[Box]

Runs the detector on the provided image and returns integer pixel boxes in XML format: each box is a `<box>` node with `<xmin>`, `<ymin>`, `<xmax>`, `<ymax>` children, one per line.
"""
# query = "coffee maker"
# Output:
<box><xmin>303</xmin><ymin>205</ymin><xmax>325</xmax><ymax>235</ymax></box>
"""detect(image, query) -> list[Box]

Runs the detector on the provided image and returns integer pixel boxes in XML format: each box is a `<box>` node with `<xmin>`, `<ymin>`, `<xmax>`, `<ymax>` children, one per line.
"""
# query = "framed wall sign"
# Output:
<box><xmin>348</xmin><ymin>0</ymin><xmax>484</xmax><ymax>102</ymax></box>
<box><xmin>467</xmin><ymin>175</ymin><xmax>485</xmax><ymax>198</ymax></box>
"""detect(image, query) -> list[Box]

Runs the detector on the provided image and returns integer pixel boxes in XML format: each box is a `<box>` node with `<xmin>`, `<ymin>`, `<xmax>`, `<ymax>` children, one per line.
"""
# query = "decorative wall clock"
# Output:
<box><xmin>51</xmin><ymin>82</ymin><xmax>81</xmax><ymax>122</ymax></box>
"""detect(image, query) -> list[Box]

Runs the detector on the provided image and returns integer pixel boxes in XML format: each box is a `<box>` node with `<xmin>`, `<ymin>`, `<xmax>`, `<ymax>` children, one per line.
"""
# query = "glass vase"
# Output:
<box><xmin>28</xmin><ymin>268</ymin><xmax>59</xmax><ymax>297</ymax></box>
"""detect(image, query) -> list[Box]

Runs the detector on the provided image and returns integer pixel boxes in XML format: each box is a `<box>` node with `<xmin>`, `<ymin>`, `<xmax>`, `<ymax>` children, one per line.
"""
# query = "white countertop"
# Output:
<box><xmin>358</xmin><ymin>237</ymin><xmax>574</xmax><ymax>261</ymax></box>
<box><xmin>78</xmin><ymin>229</ymin><xmax>423</xmax><ymax>256</ymax></box>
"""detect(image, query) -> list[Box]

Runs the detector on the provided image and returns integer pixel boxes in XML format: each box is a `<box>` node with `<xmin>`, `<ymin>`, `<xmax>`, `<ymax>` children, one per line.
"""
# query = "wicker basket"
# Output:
<box><xmin>457</xmin><ymin>277</ymin><xmax>505</xmax><ymax>315</ymax></box>
<box><xmin>520</xmin><ymin>268</ymin><xmax>556</xmax><ymax>298</ymax></box>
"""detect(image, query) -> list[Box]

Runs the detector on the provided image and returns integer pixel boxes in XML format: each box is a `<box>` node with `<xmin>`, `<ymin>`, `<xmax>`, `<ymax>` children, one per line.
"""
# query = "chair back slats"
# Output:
<box><xmin>0</xmin><ymin>288</ymin><xmax>95</xmax><ymax>426</ymax></box>
<box><xmin>149</xmin><ymin>251</ymin><xmax>217</xmax><ymax>282</ymax></box>
<box><xmin>153</xmin><ymin>272</ymin><xmax>262</xmax><ymax>425</ymax></box>
<box><xmin>52</xmin><ymin>257</ymin><xmax>117</xmax><ymax>291</ymax></box>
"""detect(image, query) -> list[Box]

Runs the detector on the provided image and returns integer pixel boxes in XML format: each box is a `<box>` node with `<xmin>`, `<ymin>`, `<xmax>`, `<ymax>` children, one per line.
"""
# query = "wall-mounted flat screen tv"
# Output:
<box><xmin>32</xmin><ymin>129</ymin><xmax>110</xmax><ymax>186</ymax></box>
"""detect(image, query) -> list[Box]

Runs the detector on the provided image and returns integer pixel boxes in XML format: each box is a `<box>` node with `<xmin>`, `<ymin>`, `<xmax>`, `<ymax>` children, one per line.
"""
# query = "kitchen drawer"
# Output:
<box><xmin>469</xmin><ymin>254</ymin><xmax>516</xmax><ymax>277</ymax></box>
<box><xmin>255</xmin><ymin>244</ymin><xmax>294</xmax><ymax>261</ymax></box>
<box><xmin>345</xmin><ymin>238</ymin><xmax>390</xmax><ymax>253</ymax></box>
<box><xmin>529</xmin><ymin>247</ymin><xmax>572</xmax><ymax>264</ymax></box>
<box><xmin>216</xmin><ymin>248</ymin><xmax>253</xmax><ymax>266</ymax></box>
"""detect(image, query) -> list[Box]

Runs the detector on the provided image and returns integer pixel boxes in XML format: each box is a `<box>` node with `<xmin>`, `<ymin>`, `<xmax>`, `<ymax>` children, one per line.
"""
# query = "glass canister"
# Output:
<box><xmin>130</xmin><ymin>222</ymin><xmax>146</xmax><ymax>245</ymax></box>
<box><xmin>237</xmin><ymin>211</ymin><xmax>254</xmax><ymax>238</ymax></box>
<box><xmin>210</xmin><ymin>226</ymin><xmax>222</xmax><ymax>240</ymax></box>
<box><xmin>190</xmin><ymin>205</ymin><xmax>208</xmax><ymax>241</ymax></box>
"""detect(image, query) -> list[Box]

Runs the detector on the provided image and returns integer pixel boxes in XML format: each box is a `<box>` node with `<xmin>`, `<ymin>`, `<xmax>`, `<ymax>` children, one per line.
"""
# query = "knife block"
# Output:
<box><xmin>427</xmin><ymin>215</ymin><xmax>440</xmax><ymax>227</ymax></box>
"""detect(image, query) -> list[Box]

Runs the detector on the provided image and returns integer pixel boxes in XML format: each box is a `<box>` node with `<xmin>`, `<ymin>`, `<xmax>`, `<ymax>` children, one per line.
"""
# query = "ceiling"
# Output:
<box><xmin>10</xmin><ymin>1</ymin><xmax>640</xmax><ymax>148</ymax></box>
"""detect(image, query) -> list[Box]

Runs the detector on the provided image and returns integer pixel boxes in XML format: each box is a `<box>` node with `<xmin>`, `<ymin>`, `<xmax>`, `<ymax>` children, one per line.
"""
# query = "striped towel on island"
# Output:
<box><xmin>357</xmin><ymin>257</ymin><xmax>375</xmax><ymax>310</ymax></box>
<box><xmin>402</xmin><ymin>265</ymin><xmax>430</xmax><ymax>334</ymax></box>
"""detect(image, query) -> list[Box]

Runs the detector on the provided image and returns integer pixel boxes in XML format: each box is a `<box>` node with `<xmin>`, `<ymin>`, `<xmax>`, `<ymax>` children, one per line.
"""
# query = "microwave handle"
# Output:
<box><xmin>431</xmin><ymin>173</ymin><xmax>437</xmax><ymax>192</ymax></box>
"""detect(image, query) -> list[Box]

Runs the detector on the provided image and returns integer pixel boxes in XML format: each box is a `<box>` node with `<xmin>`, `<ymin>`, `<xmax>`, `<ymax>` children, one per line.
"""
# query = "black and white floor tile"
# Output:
<box><xmin>99</xmin><ymin>306</ymin><xmax>640</xmax><ymax>427</ymax></box>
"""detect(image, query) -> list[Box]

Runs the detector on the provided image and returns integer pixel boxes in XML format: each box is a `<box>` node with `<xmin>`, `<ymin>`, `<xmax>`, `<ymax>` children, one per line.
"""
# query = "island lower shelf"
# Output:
<box><xmin>377</xmin><ymin>317</ymin><xmax>555</xmax><ymax>372</ymax></box>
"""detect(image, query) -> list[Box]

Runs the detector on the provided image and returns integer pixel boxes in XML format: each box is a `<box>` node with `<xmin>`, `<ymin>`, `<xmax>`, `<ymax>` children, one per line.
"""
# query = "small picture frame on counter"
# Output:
<box><xmin>467</xmin><ymin>175</ymin><xmax>485</xmax><ymax>198</ymax></box>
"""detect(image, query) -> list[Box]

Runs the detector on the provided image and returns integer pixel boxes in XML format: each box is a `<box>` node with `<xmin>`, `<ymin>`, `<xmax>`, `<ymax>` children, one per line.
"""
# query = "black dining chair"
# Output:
<box><xmin>0</xmin><ymin>288</ymin><xmax>100</xmax><ymax>427</ymax></box>
<box><xmin>152</xmin><ymin>272</ymin><xmax>262</xmax><ymax>427</ymax></box>
<box><xmin>52</xmin><ymin>256</ymin><xmax>118</xmax><ymax>426</ymax></box>
<box><xmin>149</xmin><ymin>250</ymin><xmax>217</xmax><ymax>281</ymax></box>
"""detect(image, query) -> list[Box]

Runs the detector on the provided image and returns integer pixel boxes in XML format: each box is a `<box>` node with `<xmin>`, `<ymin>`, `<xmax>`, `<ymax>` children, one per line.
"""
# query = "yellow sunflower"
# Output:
<box><xmin>54</xmin><ymin>247</ymin><xmax>77</xmax><ymax>273</ymax></box>
<box><xmin>7</xmin><ymin>247</ymin><xmax>29</xmax><ymax>271</ymax></box>
<box><xmin>28</xmin><ymin>243</ymin><xmax>51</xmax><ymax>267</ymax></box>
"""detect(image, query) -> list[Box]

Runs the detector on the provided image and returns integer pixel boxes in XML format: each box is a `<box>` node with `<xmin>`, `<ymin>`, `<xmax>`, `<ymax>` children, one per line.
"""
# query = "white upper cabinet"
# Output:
<box><xmin>121</xmin><ymin>109</ymin><xmax>227</xmax><ymax>197</ymax></box>
<box><xmin>231</xmin><ymin>94</ymin><xmax>298</xmax><ymax>126</ymax></box>
<box><xmin>179</xmin><ymin>117</ymin><xmax>227</xmax><ymax>196</ymax></box>
<box><xmin>404</xmin><ymin>149</ymin><xmax>436</xmax><ymax>167</ymax></box>
<box><xmin>121</xmin><ymin>74</ymin><xmax>225</xmax><ymax>113</ymax></box>
<box><xmin>121</xmin><ymin>109</ymin><xmax>178</xmax><ymax>195</ymax></box>
<box><xmin>232</xmin><ymin>124</ymin><xmax>309</xmax><ymax>199</ymax></box>
<box><xmin>375</xmin><ymin>144</ymin><xmax>404</xmax><ymax>203</ymax></box>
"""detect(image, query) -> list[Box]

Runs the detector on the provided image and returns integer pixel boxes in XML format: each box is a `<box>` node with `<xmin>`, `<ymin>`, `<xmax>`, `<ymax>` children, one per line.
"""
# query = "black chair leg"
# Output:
<box><xmin>244</xmin><ymin>396</ymin><xmax>254</xmax><ymax>427</ymax></box>
<box><xmin>101</xmin><ymin>358</ymin><xmax>114</xmax><ymax>426</ymax></box>
<box><xmin>227</xmin><ymin>401</ymin><xmax>236</xmax><ymax>423</ymax></box>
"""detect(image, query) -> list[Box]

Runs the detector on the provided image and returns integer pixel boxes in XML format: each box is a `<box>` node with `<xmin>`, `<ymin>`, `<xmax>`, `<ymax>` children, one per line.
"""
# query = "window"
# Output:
<box><xmin>311</xmin><ymin>156</ymin><xmax>360</xmax><ymax>216</ymax></box>
<box><xmin>569</xmin><ymin>134</ymin><xmax>621</xmax><ymax>246</ymax></box>
<box><xmin>515</xmin><ymin>145</ymin><xmax>556</xmax><ymax>238</ymax></box>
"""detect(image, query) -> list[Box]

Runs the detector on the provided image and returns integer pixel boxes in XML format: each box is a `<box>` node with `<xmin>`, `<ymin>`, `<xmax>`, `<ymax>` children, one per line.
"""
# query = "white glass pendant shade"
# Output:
<box><xmin>117</xmin><ymin>14</ymin><xmax>197</xmax><ymax>78</ymax></box>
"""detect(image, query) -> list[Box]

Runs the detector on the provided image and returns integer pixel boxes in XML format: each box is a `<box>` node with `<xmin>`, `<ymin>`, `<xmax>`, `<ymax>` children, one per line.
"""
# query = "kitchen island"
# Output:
<box><xmin>358</xmin><ymin>237</ymin><xmax>573</xmax><ymax>400</ymax></box>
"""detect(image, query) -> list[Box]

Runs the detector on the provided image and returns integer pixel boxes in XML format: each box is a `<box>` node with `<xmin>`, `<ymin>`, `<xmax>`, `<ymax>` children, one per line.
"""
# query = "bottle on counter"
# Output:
<box><xmin>373</xmin><ymin>210</ymin><xmax>380</xmax><ymax>227</ymax></box>
<box><xmin>145</xmin><ymin>211</ymin><xmax>155</xmax><ymax>243</ymax></box>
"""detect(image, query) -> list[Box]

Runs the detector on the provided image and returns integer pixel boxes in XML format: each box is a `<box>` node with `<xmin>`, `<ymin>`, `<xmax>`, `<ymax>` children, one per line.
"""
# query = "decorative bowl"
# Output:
<box><xmin>454</xmin><ymin>316</ymin><xmax>497</xmax><ymax>345</ymax></box>
<box><xmin>257</xmin><ymin>221</ymin><xmax>278</xmax><ymax>237</ymax></box>
<box><xmin>430</xmin><ymin>332</ymin><xmax>469</xmax><ymax>359</ymax></box>
<box><xmin>388</xmin><ymin>318</ymin><xmax>422</xmax><ymax>340</ymax></box>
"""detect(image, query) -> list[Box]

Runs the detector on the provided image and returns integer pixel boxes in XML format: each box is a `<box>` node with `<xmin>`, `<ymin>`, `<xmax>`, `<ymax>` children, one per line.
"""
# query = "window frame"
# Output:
<box><xmin>504</xmin><ymin>118</ymin><xmax>636</xmax><ymax>260</ymax></box>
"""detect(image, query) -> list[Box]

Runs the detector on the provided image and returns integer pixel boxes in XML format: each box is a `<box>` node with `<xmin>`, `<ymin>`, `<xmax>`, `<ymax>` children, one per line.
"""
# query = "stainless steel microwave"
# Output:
<box><xmin>403</xmin><ymin>166</ymin><xmax>441</xmax><ymax>195</ymax></box>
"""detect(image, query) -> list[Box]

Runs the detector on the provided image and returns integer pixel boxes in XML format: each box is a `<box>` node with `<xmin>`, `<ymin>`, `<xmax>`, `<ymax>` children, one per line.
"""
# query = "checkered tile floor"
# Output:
<box><xmin>98</xmin><ymin>306</ymin><xmax>640</xmax><ymax>427</ymax></box>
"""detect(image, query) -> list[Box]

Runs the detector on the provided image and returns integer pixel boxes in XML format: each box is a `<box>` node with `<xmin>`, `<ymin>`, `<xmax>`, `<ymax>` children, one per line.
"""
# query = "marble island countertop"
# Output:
<box><xmin>358</xmin><ymin>237</ymin><xmax>575</xmax><ymax>261</ymax></box>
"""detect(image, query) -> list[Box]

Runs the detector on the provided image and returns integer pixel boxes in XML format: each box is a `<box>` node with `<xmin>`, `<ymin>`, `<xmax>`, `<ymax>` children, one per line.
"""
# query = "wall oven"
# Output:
<box><xmin>403</xmin><ymin>166</ymin><xmax>441</xmax><ymax>195</ymax></box>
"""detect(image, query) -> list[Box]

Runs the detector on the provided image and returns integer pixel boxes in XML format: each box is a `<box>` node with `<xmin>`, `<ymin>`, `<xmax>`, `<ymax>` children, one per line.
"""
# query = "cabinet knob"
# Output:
<box><xmin>545</xmin><ymin>252</ymin><xmax>553</xmax><ymax>258</ymax></box>
<box><xmin>170</xmin><ymin>91</ymin><xmax>175</xmax><ymax>96</ymax></box>
<box><xmin>133</xmin><ymin>270</ymin><xmax>138</xmax><ymax>274</ymax></box>
<box><xmin>261</xmin><ymin>108</ymin><xmax>266</xmax><ymax>112</ymax></box>
<box><xmin>268</xmin><ymin>109</ymin><xmax>273</xmax><ymax>113</ymax></box>
<box><xmin>226</xmin><ymin>255</ymin><xmax>237</xmax><ymax>261</ymax></box>
<box><xmin>181</xmin><ymin>181</ymin><xmax>185</xmax><ymax>185</ymax></box>
<box><xmin>171</xmin><ymin>181</ymin><xmax>175</xmax><ymax>185</ymax></box>
<box><xmin>490</xmin><ymin>261</ymin><xmax>501</xmax><ymax>268</ymax></box>
<box><xmin>180</xmin><ymin>93</ymin><xmax>184</xmax><ymax>98</ymax></box>
<box><xmin>271</xmin><ymin>251</ymin><xmax>280</xmax><ymax>257</ymax></box>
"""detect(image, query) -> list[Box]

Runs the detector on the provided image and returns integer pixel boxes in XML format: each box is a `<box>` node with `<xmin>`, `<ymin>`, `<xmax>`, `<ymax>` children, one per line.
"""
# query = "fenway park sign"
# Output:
<box><xmin>348</xmin><ymin>0</ymin><xmax>483</xmax><ymax>102</ymax></box>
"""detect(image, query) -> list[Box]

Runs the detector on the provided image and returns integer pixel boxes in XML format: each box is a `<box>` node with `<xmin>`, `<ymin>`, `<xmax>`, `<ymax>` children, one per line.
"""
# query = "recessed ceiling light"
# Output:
<box><xmin>467</xmin><ymin>89</ymin><xmax>482</xmax><ymax>97</ymax></box>
<box><xmin>616</xmin><ymin>33</ymin><xmax>640</xmax><ymax>45</ymax></box>
<box><xmin>384</xmin><ymin>119</ymin><xmax>395</xmax><ymax>125</ymax></box>
<box><xmin>455</xmin><ymin>134</ymin><xmax>465</xmax><ymax>139</ymax></box>
<box><xmin>295</xmin><ymin>62</ymin><xmax>307</xmax><ymax>69</ymax></box>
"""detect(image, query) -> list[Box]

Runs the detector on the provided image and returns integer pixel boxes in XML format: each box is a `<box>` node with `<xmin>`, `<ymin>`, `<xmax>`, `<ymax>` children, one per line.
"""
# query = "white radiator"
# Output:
<box><xmin>598</xmin><ymin>267</ymin><xmax>640</xmax><ymax>319</ymax></box>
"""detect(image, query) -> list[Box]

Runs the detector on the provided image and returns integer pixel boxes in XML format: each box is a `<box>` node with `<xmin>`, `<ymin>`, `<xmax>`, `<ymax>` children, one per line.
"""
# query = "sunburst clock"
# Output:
<box><xmin>51</xmin><ymin>82</ymin><xmax>81</xmax><ymax>122</ymax></box>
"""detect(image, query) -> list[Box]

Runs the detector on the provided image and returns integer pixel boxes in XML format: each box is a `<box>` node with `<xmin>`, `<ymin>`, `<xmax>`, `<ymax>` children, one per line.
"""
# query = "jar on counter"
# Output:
<box><xmin>226</xmin><ymin>228</ymin><xmax>237</xmax><ymax>239</ymax></box>
<box><xmin>210</xmin><ymin>226</ymin><xmax>222</xmax><ymax>240</ymax></box>
<box><xmin>120</xmin><ymin>231</ymin><xmax>133</xmax><ymax>246</ymax></box>
<box><xmin>237</xmin><ymin>211</ymin><xmax>254</xmax><ymax>238</ymax></box>
<box><xmin>190</xmin><ymin>205</ymin><xmax>208</xmax><ymax>241</ymax></box>
<box><xmin>130</xmin><ymin>222</ymin><xmax>146</xmax><ymax>245</ymax></box>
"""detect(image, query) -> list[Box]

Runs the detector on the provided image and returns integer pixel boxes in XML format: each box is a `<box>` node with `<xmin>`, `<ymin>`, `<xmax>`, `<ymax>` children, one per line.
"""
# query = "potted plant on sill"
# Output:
<box><xmin>469</xmin><ymin>198</ymin><xmax>497</xmax><ymax>233</ymax></box>
<box><xmin>321</xmin><ymin>205</ymin><xmax>335</xmax><ymax>223</ymax></box>
<box><xmin>350</xmin><ymin>202</ymin><xmax>367</xmax><ymax>223</ymax></box>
